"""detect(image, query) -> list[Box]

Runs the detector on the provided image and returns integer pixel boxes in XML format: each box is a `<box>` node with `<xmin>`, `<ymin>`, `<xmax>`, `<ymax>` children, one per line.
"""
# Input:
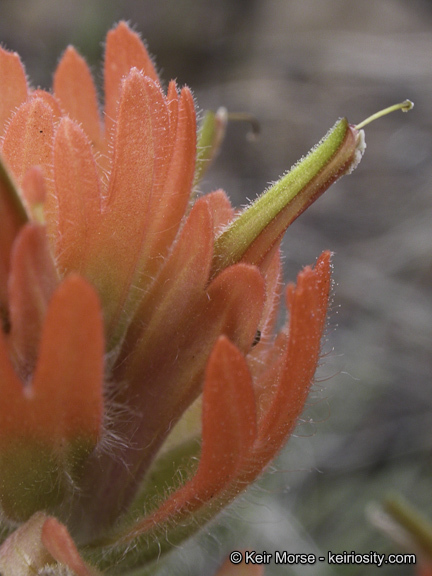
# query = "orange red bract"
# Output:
<box><xmin>0</xmin><ymin>21</ymin><xmax>334</xmax><ymax>576</ymax></box>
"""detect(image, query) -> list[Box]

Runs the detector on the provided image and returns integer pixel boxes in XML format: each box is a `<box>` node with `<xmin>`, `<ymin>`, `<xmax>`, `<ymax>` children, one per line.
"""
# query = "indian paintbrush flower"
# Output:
<box><xmin>0</xmin><ymin>21</ymin><xmax>412</xmax><ymax>575</ymax></box>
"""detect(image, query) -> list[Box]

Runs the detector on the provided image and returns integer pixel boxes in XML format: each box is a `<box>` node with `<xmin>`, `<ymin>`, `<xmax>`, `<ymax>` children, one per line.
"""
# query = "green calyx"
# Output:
<box><xmin>194</xmin><ymin>108</ymin><xmax>228</xmax><ymax>187</ymax></box>
<box><xmin>0</xmin><ymin>436</ymin><xmax>95</xmax><ymax>523</ymax></box>
<box><xmin>0</xmin><ymin>441</ymin><xmax>65</xmax><ymax>522</ymax></box>
<box><xmin>212</xmin><ymin>117</ymin><xmax>361</xmax><ymax>275</ymax></box>
<box><xmin>210</xmin><ymin>99</ymin><xmax>413</xmax><ymax>277</ymax></box>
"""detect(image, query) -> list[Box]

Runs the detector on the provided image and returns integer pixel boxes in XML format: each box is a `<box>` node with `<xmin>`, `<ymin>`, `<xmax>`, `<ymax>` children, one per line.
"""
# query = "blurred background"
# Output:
<box><xmin>1</xmin><ymin>0</ymin><xmax>431</xmax><ymax>574</ymax></box>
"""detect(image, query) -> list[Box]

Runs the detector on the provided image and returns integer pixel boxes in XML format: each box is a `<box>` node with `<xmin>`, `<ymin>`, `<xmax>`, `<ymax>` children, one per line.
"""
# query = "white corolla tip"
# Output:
<box><xmin>346</xmin><ymin>128</ymin><xmax>366</xmax><ymax>175</ymax></box>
